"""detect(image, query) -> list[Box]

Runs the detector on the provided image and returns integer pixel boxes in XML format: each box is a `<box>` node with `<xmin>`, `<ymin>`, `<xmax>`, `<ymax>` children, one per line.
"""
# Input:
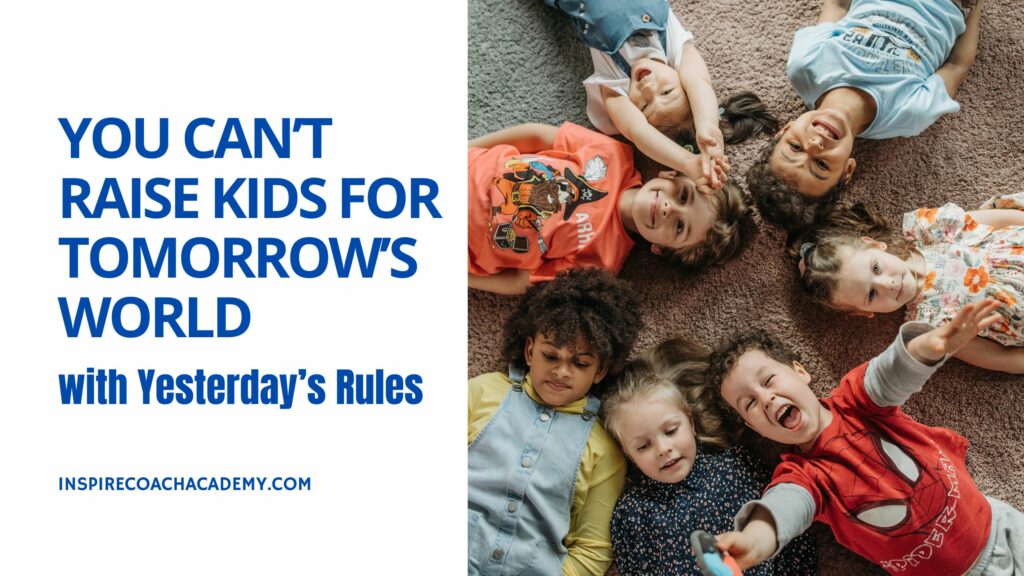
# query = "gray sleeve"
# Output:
<box><xmin>864</xmin><ymin>322</ymin><xmax>948</xmax><ymax>408</ymax></box>
<box><xmin>734</xmin><ymin>483</ymin><xmax>815</xmax><ymax>559</ymax></box>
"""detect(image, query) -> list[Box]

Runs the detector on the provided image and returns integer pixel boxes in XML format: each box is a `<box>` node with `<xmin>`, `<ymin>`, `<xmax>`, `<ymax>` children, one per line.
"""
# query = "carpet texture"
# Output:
<box><xmin>468</xmin><ymin>1</ymin><xmax>1024</xmax><ymax>573</ymax></box>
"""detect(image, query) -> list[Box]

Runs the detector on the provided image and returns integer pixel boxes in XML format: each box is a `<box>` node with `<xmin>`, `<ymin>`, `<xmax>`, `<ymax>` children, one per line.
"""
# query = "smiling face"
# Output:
<box><xmin>617</xmin><ymin>390</ymin><xmax>698</xmax><ymax>484</ymax></box>
<box><xmin>770</xmin><ymin>110</ymin><xmax>857</xmax><ymax>198</ymax></box>
<box><xmin>831</xmin><ymin>242</ymin><xmax>918</xmax><ymax>316</ymax></box>
<box><xmin>525</xmin><ymin>332</ymin><xmax>607</xmax><ymax>407</ymax></box>
<box><xmin>720</xmin><ymin>349</ymin><xmax>828</xmax><ymax>451</ymax></box>
<box><xmin>628</xmin><ymin>58</ymin><xmax>689</xmax><ymax>133</ymax></box>
<box><xmin>625</xmin><ymin>171</ymin><xmax>716</xmax><ymax>254</ymax></box>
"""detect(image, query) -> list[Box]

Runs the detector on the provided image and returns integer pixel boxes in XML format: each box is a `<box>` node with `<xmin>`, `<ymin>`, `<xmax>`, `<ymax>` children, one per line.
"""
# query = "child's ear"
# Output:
<box><xmin>859</xmin><ymin>236</ymin><xmax>887</xmax><ymax>251</ymax></box>
<box><xmin>650</xmin><ymin>244</ymin><xmax>664</xmax><ymax>255</ymax></box>
<box><xmin>593</xmin><ymin>362</ymin><xmax>610</xmax><ymax>384</ymax></box>
<box><xmin>842</xmin><ymin>158</ymin><xmax>857</xmax><ymax>184</ymax></box>
<box><xmin>523</xmin><ymin>337</ymin><xmax>535</xmax><ymax>366</ymax></box>
<box><xmin>775</xmin><ymin>121</ymin><xmax>792</xmax><ymax>139</ymax></box>
<box><xmin>791</xmin><ymin>361</ymin><xmax>812</xmax><ymax>385</ymax></box>
<box><xmin>657</xmin><ymin>170</ymin><xmax>678</xmax><ymax>180</ymax></box>
<box><xmin>850</xmin><ymin>309</ymin><xmax>876</xmax><ymax>319</ymax></box>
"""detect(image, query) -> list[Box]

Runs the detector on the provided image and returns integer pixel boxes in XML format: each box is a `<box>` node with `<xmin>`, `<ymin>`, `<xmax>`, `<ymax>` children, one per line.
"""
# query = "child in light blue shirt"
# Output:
<box><xmin>746</xmin><ymin>0</ymin><xmax>985</xmax><ymax>231</ymax></box>
<box><xmin>789</xmin><ymin>0</ymin><xmax>966</xmax><ymax>140</ymax></box>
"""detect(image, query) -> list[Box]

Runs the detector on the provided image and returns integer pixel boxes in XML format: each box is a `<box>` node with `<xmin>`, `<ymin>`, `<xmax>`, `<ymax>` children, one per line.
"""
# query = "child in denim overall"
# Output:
<box><xmin>468</xmin><ymin>268</ymin><xmax>643</xmax><ymax>575</ymax></box>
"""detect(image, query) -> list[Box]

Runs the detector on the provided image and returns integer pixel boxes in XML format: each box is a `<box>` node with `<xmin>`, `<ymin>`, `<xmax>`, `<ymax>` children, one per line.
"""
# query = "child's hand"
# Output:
<box><xmin>714</xmin><ymin>531</ymin><xmax>771</xmax><ymax>570</ymax></box>
<box><xmin>912</xmin><ymin>299</ymin><xmax>1001</xmax><ymax>364</ymax></box>
<box><xmin>696</xmin><ymin>126</ymin><xmax>728</xmax><ymax>188</ymax></box>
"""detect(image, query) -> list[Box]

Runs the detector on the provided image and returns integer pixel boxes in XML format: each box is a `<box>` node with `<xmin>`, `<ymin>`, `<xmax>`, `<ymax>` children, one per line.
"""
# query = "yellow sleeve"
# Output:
<box><xmin>562</xmin><ymin>421</ymin><xmax>626</xmax><ymax>576</ymax></box>
<box><xmin>468</xmin><ymin>373</ymin><xmax>509</xmax><ymax>445</ymax></box>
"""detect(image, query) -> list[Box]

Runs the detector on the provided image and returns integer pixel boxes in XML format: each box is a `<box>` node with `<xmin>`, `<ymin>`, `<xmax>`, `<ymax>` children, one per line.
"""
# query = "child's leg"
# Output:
<box><xmin>969</xmin><ymin>497</ymin><xmax>1024</xmax><ymax>575</ymax></box>
<box><xmin>539</xmin><ymin>0</ymin><xmax>668</xmax><ymax>54</ymax></box>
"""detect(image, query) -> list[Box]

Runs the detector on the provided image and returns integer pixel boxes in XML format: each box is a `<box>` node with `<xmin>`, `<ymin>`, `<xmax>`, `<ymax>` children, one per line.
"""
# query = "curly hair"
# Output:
<box><xmin>658</xmin><ymin>179</ymin><xmax>756</xmax><ymax>270</ymax></box>
<box><xmin>706</xmin><ymin>330</ymin><xmax>802</xmax><ymax>425</ymax></box>
<box><xmin>788</xmin><ymin>202</ymin><xmax>901</xmax><ymax>311</ymax></box>
<box><xmin>746</xmin><ymin>138</ymin><xmax>845</xmax><ymax>231</ymax></box>
<box><xmin>602</xmin><ymin>337</ymin><xmax>732</xmax><ymax>453</ymax></box>
<box><xmin>500</xmin><ymin>268</ymin><xmax>643</xmax><ymax>395</ymax></box>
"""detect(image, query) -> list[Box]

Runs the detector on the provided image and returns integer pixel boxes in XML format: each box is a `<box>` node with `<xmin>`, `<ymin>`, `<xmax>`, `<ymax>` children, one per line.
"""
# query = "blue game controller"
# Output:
<box><xmin>691</xmin><ymin>530</ymin><xmax>742</xmax><ymax>576</ymax></box>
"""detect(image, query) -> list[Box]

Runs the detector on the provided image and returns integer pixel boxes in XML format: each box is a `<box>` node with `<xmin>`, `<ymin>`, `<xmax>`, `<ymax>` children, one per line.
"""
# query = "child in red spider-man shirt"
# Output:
<box><xmin>705</xmin><ymin>300</ymin><xmax>1024</xmax><ymax>576</ymax></box>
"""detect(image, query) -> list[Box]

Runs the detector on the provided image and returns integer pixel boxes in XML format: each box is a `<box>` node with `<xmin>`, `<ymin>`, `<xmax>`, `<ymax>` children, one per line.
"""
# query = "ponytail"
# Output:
<box><xmin>720</xmin><ymin>91</ymin><xmax>779</xmax><ymax>145</ymax></box>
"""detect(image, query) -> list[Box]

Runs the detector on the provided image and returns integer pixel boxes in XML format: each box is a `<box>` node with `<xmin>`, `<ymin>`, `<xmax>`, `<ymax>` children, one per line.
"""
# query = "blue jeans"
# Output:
<box><xmin>544</xmin><ymin>0</ymin><xmax>668</xmax><ymax>54</ymax></box>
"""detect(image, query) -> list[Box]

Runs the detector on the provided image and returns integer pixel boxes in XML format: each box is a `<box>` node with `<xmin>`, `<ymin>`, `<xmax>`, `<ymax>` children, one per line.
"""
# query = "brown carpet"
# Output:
<box><xmin>468</xmin><ymin>1</ymin><xmax>1024</xmax><ymax>573</ymax></box>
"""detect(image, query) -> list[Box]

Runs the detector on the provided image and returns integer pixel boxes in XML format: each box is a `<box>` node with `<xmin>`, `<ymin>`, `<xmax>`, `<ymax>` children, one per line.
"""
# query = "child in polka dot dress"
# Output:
<box><xmin>601</xmin><ymin>337</ymin><xmax>817</xmax><ymax>575</ymax></box>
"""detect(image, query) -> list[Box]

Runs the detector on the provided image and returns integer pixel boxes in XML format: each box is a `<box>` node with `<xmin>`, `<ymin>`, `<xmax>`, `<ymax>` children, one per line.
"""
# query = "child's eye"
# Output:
<box><xmin>575</xmin><ymin>362</ymin><xmax>592</xmax><ymax>369</ymax></box>
<box><xmin>789</xmin><ymin>142</ymin><xmax>801</xmax><ymax>152</ymax></box>
<box><xmin>868</xmin><ymin>288</ymin><xmax>877</xmax><ymax>302</ymax></box>
<box><xmin>816</xmin><ymin>159</ymin><xmax>829</xmax><ymax>170</ymax></box>
<box><xmin>661</xmin><ymin>88</ymin><xmax>673</xmax><ymax>96</ymax></box>
<box><xmin>543</xmin><ymin>353</ymin><xmax>558</xmax><ymax>361</ymax></box>
<box><xmin>666</xmin><ymin>427</ymin><xmax>678</xmax><ymax>436</ymax></box>
<box><xmin>636</xmin><ymin>442</ymin><xmax>650</xmax><ymax>452</ymax></box>
<box><xmin>764</xmin><ymin>374</ymin><xmax>774</xmax><ymax>387</ymax></box>
<box><xmin>676</xmin><ymin>220</ymin><xmax>684</xmax><ymax>235</ymax></box>
<box><xmin>744</xmin><ymin>399</ymin><xmax>755</xmax><ymax>412</ymax></box>
<box><xmin>873</xmin><ymin>261</ymin><xmax>880</xmax><ymax>274</ymax></box>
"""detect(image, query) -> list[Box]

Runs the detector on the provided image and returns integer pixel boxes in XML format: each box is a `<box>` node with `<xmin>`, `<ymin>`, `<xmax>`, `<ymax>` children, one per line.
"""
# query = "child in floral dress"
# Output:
<box><xmin>792</xmin><ymin>193</ymin><xmax>1024</xmax><ymax>373</ymax></box>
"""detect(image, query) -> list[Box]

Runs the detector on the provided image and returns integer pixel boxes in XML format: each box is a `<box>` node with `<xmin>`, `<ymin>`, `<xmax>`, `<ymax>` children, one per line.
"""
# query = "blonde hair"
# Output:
<box><xmin>602</xmin><ymin>337</ymin><xmax>731</xmax><ymax>452</ymax></box>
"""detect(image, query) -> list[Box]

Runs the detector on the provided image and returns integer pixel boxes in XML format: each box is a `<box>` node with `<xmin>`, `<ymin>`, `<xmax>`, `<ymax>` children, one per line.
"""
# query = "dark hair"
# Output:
<box><xmin>658</xmin><ymin>179</ymin><xmax>756</xmax><ymax>270</ymax></box>
<box><xmin>719</xmin><ymin>91</ymin><xmax>779</xmax><ymax>144</ymax></box>
<box><xmin>746</xmin><ymin>139</ymin><xmax>845</xmax><ymax>231</ymax></box>
<box><xmin>602</xmin><ymin>337</ymin><xmax>731</xmax><ymax>455</ymax></box>
<box><xmin>500</xmin><ymin>268</ymin><xmax>643</xmax><ymax>395</ymax></box>
<box><xmin>707</xmin><ymin>330</ymin><xmax>802</xmax><ymax>424</ymax></box>
<box><xmin>788</xmin><ymin>203</ymin><xmax>897</xmax><ymax>311</ymax></box>
<box><xmin>675</xmin><ymin>91</ymin><xmax>779</xmax><ymax>146</ymax></box>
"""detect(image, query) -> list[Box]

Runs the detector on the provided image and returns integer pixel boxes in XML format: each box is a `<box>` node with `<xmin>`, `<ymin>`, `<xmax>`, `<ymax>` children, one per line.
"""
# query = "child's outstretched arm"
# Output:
<box><xmin>714</xmin><ymin>506</ymin><xmax>779</xmax><ymax>570</ymax></box>
<box><xmin>937</xmin><ymin>0</ymin><xmax>985</xmax><ymax>98</ymax></box>
<box><xmin>469</xmin><ymin>123</ymin><xmax>558</xmax><ymax>152</ymax></box>
<box><xmin>676</xmin><ymin>43</ymin><xmax>729</xmax><ymax>187</ymax></box>
<box><xmin>967</xmin><ymin>208</ymin><xmax>1024</xmax><ymax>228</ymax></box>
<box><xmin>906</xmin><ymin>299</ymin><xmax>1001</xmax><ymax>364</ymax></box>
<box><xmin>468</xmin><ymin>269</ymin><xmax>531</xmax><ymax>295</ymax></box>
<box><xmin>865</xmin><ymin>301</ymin><xmax>1000</xmax><ymax>406</ymax></box>
<box><xmin>953</xmin><ymin>336</ymin><xmax>1024</xmax><ymax>374</ymax></box>
<box><xmin>818</xmin><ymin>0</ymin><xmax>851</xmax><ymax>24</ymax></box>
<box><xmin>602</xmin><ymin>87</ymin><xmax>720</xmax><ymax>187</ymax></box>
<box><xmin>713</xmin><ymin>484</ymin><xmax>815</xmax><ymax>570</ymax></box>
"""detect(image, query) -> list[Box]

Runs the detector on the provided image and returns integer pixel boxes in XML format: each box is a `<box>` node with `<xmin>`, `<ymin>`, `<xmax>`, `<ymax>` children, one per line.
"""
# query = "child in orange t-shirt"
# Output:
<box><xmin>469</xmin><ymin>122</ymin><xmax>753</xmax><ymax>294</ymax></box>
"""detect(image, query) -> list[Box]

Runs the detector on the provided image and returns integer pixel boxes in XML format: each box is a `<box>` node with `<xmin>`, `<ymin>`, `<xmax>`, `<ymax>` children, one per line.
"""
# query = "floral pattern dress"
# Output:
<box><xmin>901</xmin><ymin>192</ymin><xmax>1024</xmax><ymax>346</ymax></box>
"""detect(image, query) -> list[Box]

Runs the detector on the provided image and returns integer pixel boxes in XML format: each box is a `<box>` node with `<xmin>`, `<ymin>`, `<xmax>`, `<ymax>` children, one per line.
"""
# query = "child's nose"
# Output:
<box><xmin>554</xmin><ymin>362</ymin><xmax>572</xmax><ymax>379</ymax></box>
<box><xmin>662</xmin><ymin>198</ymin><xmax>682</xmax><ymax>217</ymax></box>
<box><xmin>657</xmin><ymin>439</ymin><xmax>671</xmax><ymax>456</ymax></box>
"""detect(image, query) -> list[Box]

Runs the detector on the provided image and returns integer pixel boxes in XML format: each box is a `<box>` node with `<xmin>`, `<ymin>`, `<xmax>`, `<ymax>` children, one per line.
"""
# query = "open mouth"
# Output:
<box><xmin>813</xmin><ymin>120</ymin><xmax>841</xmax><ymax>140</ymax></box>
<box><xmin>661</xmin><ymin>456</ymin><xmax>682</xmax><ymax>470</ymax></box>
<box><xmin>775</xmin><ymin>404</ymin><xmax>801</xmax><ymax>430</ymax></box>
<box><xmin>650</xmin><ymin>189</ymin><xmax>658</xmax><ymax>227</ymax></box>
